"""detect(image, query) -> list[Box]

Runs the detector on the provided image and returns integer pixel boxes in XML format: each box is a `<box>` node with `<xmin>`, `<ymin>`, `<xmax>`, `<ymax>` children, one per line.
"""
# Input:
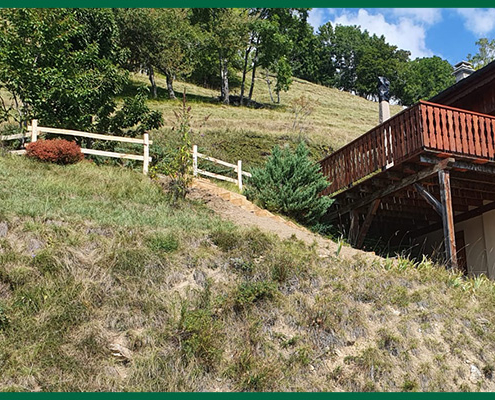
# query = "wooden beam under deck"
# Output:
<box><xmin>326</xmin><ymin>158</ymin><xmax>455</xmax><ymax>221</ymax></box>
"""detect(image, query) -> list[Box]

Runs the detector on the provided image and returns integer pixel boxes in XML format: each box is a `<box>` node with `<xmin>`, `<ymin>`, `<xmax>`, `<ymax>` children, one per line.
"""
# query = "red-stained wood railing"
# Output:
<box><xmin>320</xmin><ymin>101</ymin><xmax>495</xmax><ymax>195</ymax></box>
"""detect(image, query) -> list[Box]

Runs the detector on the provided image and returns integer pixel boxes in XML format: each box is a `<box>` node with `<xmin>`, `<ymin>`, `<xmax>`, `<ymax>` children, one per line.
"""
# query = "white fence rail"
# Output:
<box><xmin>1</xmin><ymin>119</ymin><xmax>152</xmax><ymax>174</ymax></box>
<box><xmin>192</xmin><ymin>145</ymin><xmax>251</xmax><ymax>190</ymax></box>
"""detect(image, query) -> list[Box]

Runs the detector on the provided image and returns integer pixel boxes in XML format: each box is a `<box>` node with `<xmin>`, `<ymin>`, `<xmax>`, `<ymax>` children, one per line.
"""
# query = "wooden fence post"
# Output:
<box><xmin>143</xmin><ymin>133</ymin><xmax>149</xmax><ymax>175</ymax></box>
<box><xmin>237</xmin><ymin>160</ymin><xmax>242</xmax><ymax>191</ymax></box>
<box><xmin>31</xmin><ymin>119</ymin><xmax>38</xmax><ymax>143</ymax></box>
<box><xmin>193</xmin><ymin>145</ymin><xmax>198</xmax><ymax>177</ymax></box>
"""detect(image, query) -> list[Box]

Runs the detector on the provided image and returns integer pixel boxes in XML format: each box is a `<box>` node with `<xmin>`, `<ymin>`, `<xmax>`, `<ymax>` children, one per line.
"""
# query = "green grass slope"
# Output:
<box><xmin>2</xmin><ymin>156</ymin><xmax>495</xmax><ymax>391</ymax></box>
<box><xmin>133</xmin><ymin>73</ymin><xmax>403</xmax><ymax>170</ymax></box>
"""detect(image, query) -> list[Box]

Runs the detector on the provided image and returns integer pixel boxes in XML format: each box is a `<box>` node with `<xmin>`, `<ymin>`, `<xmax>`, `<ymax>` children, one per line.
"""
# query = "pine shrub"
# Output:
<box><xmin>245</xmin><ymin>142</ymin><xmax>333</xmax><ymax>225</ymax></box>
<box><xmin>26</xmin><ymin>139</ymin><xmax>83</xmax><ymax>165</ymax></box>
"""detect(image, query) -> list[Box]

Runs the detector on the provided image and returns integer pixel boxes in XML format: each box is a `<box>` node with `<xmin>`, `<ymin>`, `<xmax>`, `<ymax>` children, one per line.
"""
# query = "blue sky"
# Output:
<box><xmin>307</xmin><ymin>9</ymin><xmax>495</xmax><ymax>64</ymax></box>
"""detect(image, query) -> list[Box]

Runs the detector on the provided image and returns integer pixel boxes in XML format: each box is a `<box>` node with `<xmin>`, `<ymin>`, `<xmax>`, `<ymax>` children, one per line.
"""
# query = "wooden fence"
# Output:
<box><xmin>192</xmin><ymin>145</ymin><xmax>251</xmax><ymax>190</ymax></box>
<box><xmin>1</xmin><ymin>119</ymin><xmax>152</xmax><ymax>174</ymax></box>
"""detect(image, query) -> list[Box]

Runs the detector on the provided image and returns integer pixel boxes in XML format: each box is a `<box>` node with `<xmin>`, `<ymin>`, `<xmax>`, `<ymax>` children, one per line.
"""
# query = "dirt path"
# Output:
<box><xmin>188</xmin><ymin>178</ymin><xmax>377</xmax><ymax>261</ymax></box>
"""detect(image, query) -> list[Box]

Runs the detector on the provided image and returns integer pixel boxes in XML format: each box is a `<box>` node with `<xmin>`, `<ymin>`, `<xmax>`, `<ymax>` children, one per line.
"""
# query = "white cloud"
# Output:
<box><xmin>388</xmin><ymin>8</ymin><xmax>442</xmax><ymax>25</ymax></box>
<box><xmin>331</xmin><ymin>9</ymin><xmax>433</xmax><ymax>59</ymax></box>
<box><xmin>307</xmin><ymin>8</ymin><xmax>327</xmax><ymax>30</ymax></box>
<box><xmin>456</xmin><ymin>8</ymin><xmax>495</xmax><ymax>36</ymax></box>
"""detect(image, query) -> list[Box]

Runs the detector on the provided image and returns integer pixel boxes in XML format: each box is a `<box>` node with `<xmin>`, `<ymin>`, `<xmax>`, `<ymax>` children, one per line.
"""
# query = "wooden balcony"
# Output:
<box><xmin>320</xmin><ymin>100</ymin><xmax>495</xmax><ymax>195</ymax></box>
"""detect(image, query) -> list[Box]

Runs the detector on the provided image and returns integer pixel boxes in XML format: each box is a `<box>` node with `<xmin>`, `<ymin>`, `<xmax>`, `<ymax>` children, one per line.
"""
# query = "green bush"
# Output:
<box><xmin>245</xmin><ymin>142</ymin><xmax>333</xmax><ymax>225</ymax></box>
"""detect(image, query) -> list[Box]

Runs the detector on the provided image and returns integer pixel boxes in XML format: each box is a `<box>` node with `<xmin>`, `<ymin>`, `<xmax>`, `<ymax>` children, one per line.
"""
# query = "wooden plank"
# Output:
<box><xmin>197</xmin><ymin>152</ymin><xmax>238</xmax><ymax>169</ymax></box>
<box><xmin>237</xmin><ymin>160</ymin><xmax>243</xmax><ymax>191</ymax></box>
<box><xmin>473</xmin><ymin>115</ymin><xmax>482</xmax><ymax>156</ymax></box>
<box><xmin>433</xmin><ymin>107</ymin><xmax>443</xmax><ymax>151</ymax></box>
<box><xmin>0</xmin><ymin>132</ymin><xmax>30</xmax><ymax>141</ymax></box>
<box><xmin>143</xmin><ymin>133</ymin><xmax>150</xmax><ymax>175</ymax></box>
<box><xmin>488</xmin><ymin>119</ymin><xmax>495</xmax><ymax>159</ymax></box>
<box><xmin>406</xmin><ymin>110</ymin><xmax>418</xmax><ymax>154</ymax></box>
<box><xmin>440</xmin><ymin>108</ymin><xmax>449</xmax><ymax>152</ymax></box>
<box><xmin>447</xmin><ymin>109</ymin><xmax>456</xmax><ymax>153</ymax></box>
<box><xmin>355</xmin><ymin>199</ymin><xmax>381</xmax><ymax>248</ymax></box>
<box><xmin>466</xmin><ymin>114</ymin><xmax>475</xmax><ymax>155</ymax></box>
<box><xmin>453</xmin><ymin>111</ymin><xmax>462</xmax><ymax>154</ymax></box>
<box><xmin>197</xmin><ymin>169</ymin><xmax>237</xmax><ymax>184</ymax></box>
<box><xmin>410</xmin><ymin>107</ymin><xmax>418</xmax><ymax>151</ymax></box>
<box><xmin>438</xmin><ymin>169</ymin><xmax>458</xmax><ymax>269</ymax></box>
<box><xmin>326</xmin><ymin>157</ymin><xmax>455</xmax><ymax>220</ymax></box>
<box><xmin>420</xmin><ymin>154</ymin><xmax>495</xmax><ymax>175</ymax></box>
<box><xmin>428</xmin><ymin>105</ymin><xmax>437</xmax><ymax>148</ymax></box>
<box><xmin>81</xmin><ymin>148</ymin><xmax>146</xmax><ymax>161</ymax></box>
<box><xmin>9</xmin><ymin>149</ymin><xmax>27</xmax><ymax>155</ymax></box>
<box><xmin>396</xmin><ymin>112</ymin><xmax>404</xmax><ymax>161</ymax></box>
<box><xmin>30</xmin><ymin>125</ymin><xmax>151</xmax><ymax>145</ymax></box>
<box><xmin>31</xmin><ymin>119</ymin><xmax>38</xmax><ymax>143</ymax></box>
<box><xmin>421</xmin><ymin>105</ymin><xmax>430</xmax><ymax>147</ymax></box>
<box><xmin>460</xmin><ymin>112</ymin><xmax>469</xmax><ymax>154</ymax></box>
<box><xmin>479</xmin><ymin>116</ymin><xmax>488</xmax><ymax>157</ymax></box>
<box><xmin>192</xmin><ymin>145</ymin><xmax>198</xmax><ymax>177</ymax></box>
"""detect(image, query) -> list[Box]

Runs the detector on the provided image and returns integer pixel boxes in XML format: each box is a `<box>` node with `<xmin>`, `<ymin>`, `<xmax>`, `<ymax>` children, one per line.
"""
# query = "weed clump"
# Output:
<box><xmin>234</xmin><ymin>281</ymin><xmax>277</xmax><ymax>310</ymax></box>
<box><xmin>146</xmin><ymin>233</ymin><xmax>179</xmax><ymax>253</ymax></box>
<box><xmin>177</xmin><ymin>306</ymin><xmax>223</xmax><ymax>371</ymax></box>
<box><xmin>0</xmin><ymin>305</ymin><xmax>9</xmax><ymax>330</ymax></box>
<box><xmin>26</xmin><ymin>139</ymin><xmax>83</xmax><ymax>165</ymax></box>
<box><xmin>210</xmin><ymin>228</ymin><xmax>239</xmax><ymax>252</ymax></box>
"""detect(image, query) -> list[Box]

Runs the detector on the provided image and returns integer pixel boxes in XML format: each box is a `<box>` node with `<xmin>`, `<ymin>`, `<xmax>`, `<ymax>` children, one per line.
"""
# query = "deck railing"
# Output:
<box><xmin>320</xmin><ymin>101</ymin><xmax>495</xmax><ymax>195</ymax></box>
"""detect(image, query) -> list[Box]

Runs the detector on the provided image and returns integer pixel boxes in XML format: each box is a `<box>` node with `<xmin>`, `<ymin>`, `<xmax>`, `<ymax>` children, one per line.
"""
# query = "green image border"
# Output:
<box><xmin>0</xmin><ymin>1</ymin><xmax>494</xmax><ymax>8</ymax></box>
<box><xmin>0</xmin><ymin>3</ymin><xmax>491</xmax><ymax>397</ymax></box>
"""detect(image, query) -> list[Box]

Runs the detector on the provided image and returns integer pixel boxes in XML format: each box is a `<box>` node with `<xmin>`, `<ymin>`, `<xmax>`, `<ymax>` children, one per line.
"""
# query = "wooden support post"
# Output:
<box><xmin>356</xmin><ymin>199</ymin><xmax>381</xmax><ymax>248</ymax></box>
<box><xmin>349</xmin><ymin>210</ymin><xmax>360</xmax><ymax>246</ymax></box>
<box><xmin>237</xmin><ymin>160</ymin><xmax>242</xmax><ymax>191</ymax></box>
<box><xmin>143</xmin><ymin>133</ymin><xmax>150</xmax><ymax>175</ymax></box>
<box><xmin>31</xmin><ymin>119</ymin><xmax>38</xmax><ymax>143</ymax></box>
<box><xmin>413</xmin><ymin>183</ymin><xmax>442</xmax><ymax>215</ymax></box>
<box><xmin>438</xmin><ymin>169</ymin><xmax>458</xmax><ymax>269</ymax></box>
<box><xmin>192</xmin><ymin>145</ymin><xmax>198</xmax><ymax>177</ymax></box>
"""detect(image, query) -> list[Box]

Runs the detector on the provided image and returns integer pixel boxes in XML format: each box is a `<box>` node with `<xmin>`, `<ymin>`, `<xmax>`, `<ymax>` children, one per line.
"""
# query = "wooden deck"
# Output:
<box><xmin>320</xmin><ymin>101</ymin><xmax>495</xmax><ymax>195</ymax></box>
<box><xmin>320</xmin><ymin>100</ymin><xmax>495</xmax><ymax>268</ymax></box>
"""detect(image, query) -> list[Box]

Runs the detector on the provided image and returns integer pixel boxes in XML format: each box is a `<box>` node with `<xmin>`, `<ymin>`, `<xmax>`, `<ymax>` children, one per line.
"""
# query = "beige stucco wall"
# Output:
<box><xmin>457</xmin><ymin>216</ymin><xmax>487</xmax><ymax>276</ymax></box>
<box><xmin>482</xmin><ymin>209</ymin><xmax>495</xmax><ymax>278</ymax></box>
<box><xmin>416</xmin><ymin>214</ymin><xmax>489</xmax><ymax>277</ymax></box>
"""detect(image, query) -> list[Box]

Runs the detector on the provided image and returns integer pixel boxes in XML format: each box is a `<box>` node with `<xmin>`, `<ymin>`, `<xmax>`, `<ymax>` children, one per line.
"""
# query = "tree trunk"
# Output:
<box><xmin>148</xmin><ymin>65</ymin><xmax>157</xmax><ymax>98</ymax></box>
<box><xmin>265</xmin><ymin>71</ymin><xmax>275</xmax><ymax>103</ymax></box>
<box><xmin>219</xmin><ymin>53</ymin><xmax>229</xmax><ymax>105</ymax></box>
<box><xmin>240</xmin><ymin>46</ymin><xmax>252</xmax><ymax>106</ymax></box>
<box><xmin>248</xmin><ymin>45</ymin><xmax>259</xmax><ymax>102</ymax></box>
<box><xmin>165</xmin><ymin>72</ymin><xmax>176</xmax><ymax>100</ymax></box>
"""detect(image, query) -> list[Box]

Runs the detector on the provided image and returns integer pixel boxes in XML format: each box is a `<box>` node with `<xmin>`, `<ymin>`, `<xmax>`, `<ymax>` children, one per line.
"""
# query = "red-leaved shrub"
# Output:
<box><xmin>26</xmin><ymin>139</ymin><xmax>84</xmax><ymax>165</ymax></box>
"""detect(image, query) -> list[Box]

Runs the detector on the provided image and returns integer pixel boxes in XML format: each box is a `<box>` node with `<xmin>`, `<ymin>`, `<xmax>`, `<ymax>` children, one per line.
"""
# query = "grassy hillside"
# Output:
<box><xmin>2</xmin><ymin>156</ymin><xmax>495</xmax><ymax>391</ymax></box>
<box><xmin>1</xmin><ymin>72</ymin><xmax>402</xmax><ymax>171</ymax></box>
<box><xmin>132</xmin><ymin>73</ymin><xmax>403</xmax><ymax>169</ymax></box>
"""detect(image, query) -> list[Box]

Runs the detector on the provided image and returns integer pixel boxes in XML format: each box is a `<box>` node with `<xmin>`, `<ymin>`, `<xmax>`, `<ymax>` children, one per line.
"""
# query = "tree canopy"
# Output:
<box><xmin>0</xmin><ymin>7</ymin><xmax>468</xmax><ymax>122</ymax></box>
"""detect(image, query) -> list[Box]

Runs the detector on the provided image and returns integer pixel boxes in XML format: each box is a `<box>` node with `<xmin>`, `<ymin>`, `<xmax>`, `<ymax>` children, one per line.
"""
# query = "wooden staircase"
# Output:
<box><xmin>191</xmin><ymin>177</ymin><xmax>305</xmax><ymax>230</ymax></box>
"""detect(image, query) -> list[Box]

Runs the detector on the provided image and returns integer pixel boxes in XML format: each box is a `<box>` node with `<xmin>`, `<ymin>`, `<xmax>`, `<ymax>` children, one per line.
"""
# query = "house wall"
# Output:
<box><xmin>415</xmin><ymin>214</ymin><xmax>490</xmax><ymax>277</ymax></box>
<box><xmin>457</xmin><ymin>216</ymin><xmax>487</xmax><ymax>276</ymax></box>
<box><xmin>482</xmin><ymin>209</ymin><xmax>495</xmax><ymax>278</ymax></box>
